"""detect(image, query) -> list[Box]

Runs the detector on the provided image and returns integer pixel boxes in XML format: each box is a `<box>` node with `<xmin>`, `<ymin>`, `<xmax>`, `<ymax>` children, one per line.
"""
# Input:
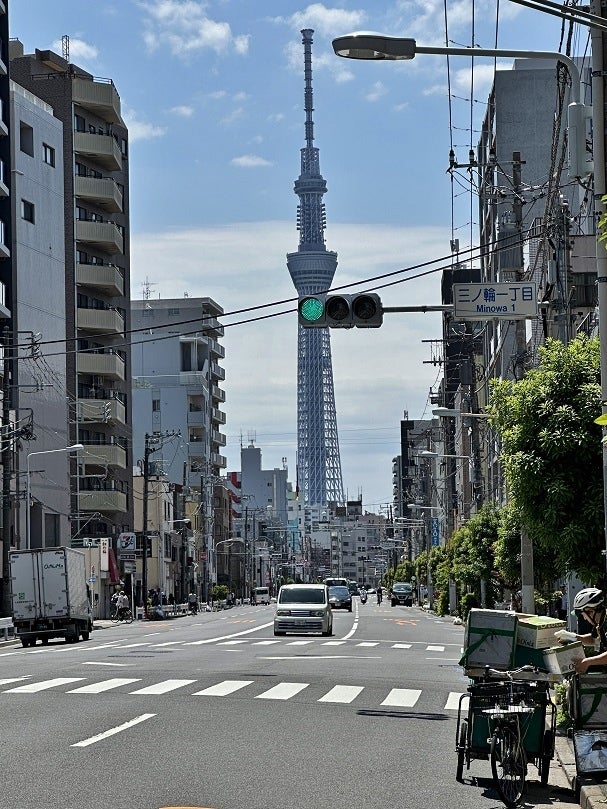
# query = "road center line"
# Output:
<box><xmin>72</xmin><ymin>713</ymin><xmax>156</xmax><ymax>747</ymax></box>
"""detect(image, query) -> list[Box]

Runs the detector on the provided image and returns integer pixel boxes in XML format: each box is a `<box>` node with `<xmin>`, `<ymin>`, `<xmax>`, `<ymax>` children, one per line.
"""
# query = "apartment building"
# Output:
<box><xmin>10</xmin><ymin>41</ymin><xmax>133</xmax><ymax>541</ymax></box>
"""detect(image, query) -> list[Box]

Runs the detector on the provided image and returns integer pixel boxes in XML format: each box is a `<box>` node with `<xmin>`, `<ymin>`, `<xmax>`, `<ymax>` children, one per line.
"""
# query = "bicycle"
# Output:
<box><xmin>110</xmin><ymin>607</ymin><xmax>133</xmax><ymax>624</ymax></box>
<box><xmin>456</xmin><ymin>665</ymin><xmax>556</xmax><ymax>807</ymax></box>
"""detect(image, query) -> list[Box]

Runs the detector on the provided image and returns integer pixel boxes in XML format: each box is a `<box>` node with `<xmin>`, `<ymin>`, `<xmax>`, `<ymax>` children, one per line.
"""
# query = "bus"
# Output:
<box><xmin>254</xmin><ymin>586</ymin><xmax>270</xmax><ymax>605</ymax></box>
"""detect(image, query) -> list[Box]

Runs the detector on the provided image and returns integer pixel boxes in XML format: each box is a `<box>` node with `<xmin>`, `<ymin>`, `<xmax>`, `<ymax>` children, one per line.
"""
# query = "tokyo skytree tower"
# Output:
<box><xmin>287</xmin><ymin>29</ymin><xmax>345</xmax><ymax>507</ymax></box>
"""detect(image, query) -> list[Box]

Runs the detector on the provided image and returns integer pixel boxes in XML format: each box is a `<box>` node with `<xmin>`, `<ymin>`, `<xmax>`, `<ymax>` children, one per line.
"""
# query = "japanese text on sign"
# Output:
<box><xmin>453</xmin><ymin>282</ymin><xmax>537</xmax><ymax>319</ymax></box>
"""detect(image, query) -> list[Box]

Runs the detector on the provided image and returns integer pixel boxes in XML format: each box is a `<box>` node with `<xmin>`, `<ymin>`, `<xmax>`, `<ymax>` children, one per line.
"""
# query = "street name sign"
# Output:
<box><xmin>453</xmin><ymin>282</ymin><xmax>537</xmax><ymax>319</ymax></box>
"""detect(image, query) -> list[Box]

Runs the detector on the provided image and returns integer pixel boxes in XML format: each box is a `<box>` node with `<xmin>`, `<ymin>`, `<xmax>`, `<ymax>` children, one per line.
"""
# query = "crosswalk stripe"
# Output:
<box><xmin>392</xmin><ymin>643</ymin><xmax>412</xmax><ymax>649</ymax></box>
<box><xmin>427</xmin><ymin>645</ymin><xmax>445</xmax><ymax>652</ymax></box>
<box><xmin>193</xmin><ymin>680</ymin><xmax>253</xmax><ymax>696</ymax></box>
<box><xmin>444</xmin><ymin>692</ymin><xmax>467</xmax><ymax>711</ymax></box>
<box><xmin>252</xmin><ymin>640</ymin><xmax>280</xmax><ymax>645</ymax></box>
<box><xmin>356</xmin><ymin>642</ymin><xmax>379</xmax><ymax>647</ymax></box>
<box><xmin>318</xmin><ymin>685</ymin><xmax>364</xmax><ymax>704</ymax></box>
<box><xmin>218</xmin><ymin>640</ymin><xmax>247</xmax><ymax>645</ymax></box>
<box><xmin>4</xmin><ymin>677</ymin><xmax>85</xmax><ymax>693</ymax></box>
<box><xmin>129</xmin><ymin>679</ymin><xmax>196</xmax><ymax>695</ymax></box>
<box><xmin>256</xmin><ymin>682</ymin><xmax>308</xmax><ymax>700</ymax></box>
<box><xmin>287</xmin><ymin>640</ymin><xmax>314</xmax><ymax>646</ymax></box>
<box><xmin>67</xmin><ymin>678</ymin><xmax>142</xmax><ymax>694</ymax></box>
<box><xmin>322</xmin><ymin>640</ymin><xmax>346</xmax><ymax>646</ymax></box>
<box><xmin>0</xmin><ymin>677</ymin><xmax>30</xmax><ymax>686</ymax></box>
<box><xmin>381</xmin><ymin>688</ymin><xmax>421</xmax><ymax>707</ymax></box>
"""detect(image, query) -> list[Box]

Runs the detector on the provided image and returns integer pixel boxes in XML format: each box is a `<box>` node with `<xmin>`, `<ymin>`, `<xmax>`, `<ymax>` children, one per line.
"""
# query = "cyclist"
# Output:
<box><xmin>567</xmin><ymin>587</ymin><xmax>607</xmax><ymax>673</ymax></box>
<box><xmin>377</xmin><ymin>584</ymin><xmax>383</xmax><ymax>606</ymax></box>
<box><xmin>116</xmin><ymin>590</ymin><xmax>130</xmax><ymax>620</ymax></box>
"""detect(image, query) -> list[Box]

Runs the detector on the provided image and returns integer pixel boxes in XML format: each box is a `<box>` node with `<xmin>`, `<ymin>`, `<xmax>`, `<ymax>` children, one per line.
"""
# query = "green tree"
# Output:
<box><xmin>487</xmin><ymin>335</ymin><xmax>604</xmax><ymax>582</ymax></box>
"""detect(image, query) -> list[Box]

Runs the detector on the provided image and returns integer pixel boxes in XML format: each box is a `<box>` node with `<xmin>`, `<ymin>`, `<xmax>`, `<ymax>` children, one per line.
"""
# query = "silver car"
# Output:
<box><xmin>274</xmin><ymin>584</ymin><xmax>333</xmax><ymax>636</ymax></box>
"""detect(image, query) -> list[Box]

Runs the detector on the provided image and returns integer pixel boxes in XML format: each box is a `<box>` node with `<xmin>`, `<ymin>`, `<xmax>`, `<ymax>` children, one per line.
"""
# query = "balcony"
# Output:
<box><xmin>209</xmin><ymin>338</ymin><xmax>225</xmax><ymax>359</ymax></box>
<box><xmin>179</xmin><ymin>371</ymin><xmax>208</xmax><ymax>388</ymax></box>
<box><xmin>77</xmin><ymin>351</ymin><xmax>125</xmax><ymax>381</ymax></box>
<box><xmin>187</xmin><ymin>410</ymin><xmax>206</xmax><ymax>427</ymax></box>
<box><xmin>77</xmin><ymin>398</ymin><xmax>126</xmax><ymax>425</ymax></box>
<box><xmin>211</xmin><ymin>429</ymin><xmax>226</xmax><ymax>447</ymax></box>
<box><xmin>76</xmin><ymin>220</ymin><xmax>124</xmax><ymax>254</ymax></box>
<box><xmin>77</xmin><ymin>307</ymin><xmax>125</xmax><ymax>335</ymax></box>
<box><xmin>210</xmin><ymin>361</ymin><xmax>225</xmax><ymax>381</ymax></box>
<box><xmin>211</xmin><ymin>384</ymin><xmax>225</xmax><ymax>403</ymax></box>
<box><xmin>81</xmin><ymin>443</ymin><xmax>127</xmax><ymax>469</ymax></box>
<box><xmin>72</xmin><ymin>77</ymin><xmax>121</xmax><ymax>124</ymax></box>
<box><xmin>210</xmin><ymin>452</ymin><xmax>227</xmax><ymax>469</ymax></box>
<box><xmin>76</xmin><ymin>263</ymin><xmax>124</xmax><ymax>296</ymax></box>
<box><xmin>75</xmin><ymin>176</ymin><xmax>123</xmax><ymax>212</ymax></box>
<box><xmin>74</xmin><ymin>131</ymin><xmax>122</xmax><ymax>171</ymax></box>
<box><xmin>78</xmin><ymin>489</ymin><xmax>127</xmax><ymax>514</ymax></box>
<box><xmin>212</xmin><ymin>407</ymin><xmax>226</xmax><ymax>425</ymax></box>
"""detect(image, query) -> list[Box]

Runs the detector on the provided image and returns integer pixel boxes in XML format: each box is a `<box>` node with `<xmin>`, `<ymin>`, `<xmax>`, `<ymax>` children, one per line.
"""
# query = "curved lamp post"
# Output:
<box><xmin>26</xmin><ymin>444</ymin><xmax>83</xmax><ymax>549</ymax></box>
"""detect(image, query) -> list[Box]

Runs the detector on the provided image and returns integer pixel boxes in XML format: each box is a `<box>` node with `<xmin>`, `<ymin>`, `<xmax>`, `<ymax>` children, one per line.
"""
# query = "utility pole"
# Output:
<box><xmin>141</xmin><ymin>433</ymin><xmax>151</xmax><ymax>609</ymax></box>
<box><xmin>181</xmin><ymin>462</ymin><xmax>187</xmax><ymax>600</ymax></box>
<box><xmin>1</xmin><ymin>326</ymin><xmax>12</xmax><ymax>617</ymax></box>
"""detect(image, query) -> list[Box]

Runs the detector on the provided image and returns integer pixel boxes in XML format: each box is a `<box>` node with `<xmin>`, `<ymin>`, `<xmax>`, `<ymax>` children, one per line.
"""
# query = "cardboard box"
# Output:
<box><xmin>517</xmin><ymin>615</ymin><xmax>566</xmax><ymax>649</ymax></box>
<box><xmin>542</xmin><ymin>641</ymin><xmax>584</xmax><ymax>677</ymax></box>
<box><xmin>460</xmin><ymin>608</ymin><xmax>518</xmax><ymax>670</ymax></box>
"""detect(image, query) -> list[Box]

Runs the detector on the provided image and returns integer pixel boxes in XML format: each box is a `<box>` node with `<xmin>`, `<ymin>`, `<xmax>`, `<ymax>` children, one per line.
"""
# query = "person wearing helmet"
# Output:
<box><xmin>568</xmin><ymin>587</ymin><xmax>607</xmax><ymax>673</ymax></box>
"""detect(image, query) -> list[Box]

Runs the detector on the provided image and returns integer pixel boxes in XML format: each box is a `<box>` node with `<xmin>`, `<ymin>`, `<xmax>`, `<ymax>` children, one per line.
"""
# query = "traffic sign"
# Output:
<box><xmin>88</xmin><ymin>576</ymin><xmax>97</xmax><ymax>583</ymax></box>
<box><xmin>453</xmin><ymin>282</ymin><xmax>537</xmax><ymax>319</ymax></box>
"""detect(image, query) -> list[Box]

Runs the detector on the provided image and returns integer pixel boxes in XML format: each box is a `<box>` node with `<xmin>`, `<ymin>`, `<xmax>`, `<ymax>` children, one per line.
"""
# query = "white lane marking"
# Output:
<box><xmin>426</xmin><ymin>645</ymin><xmax>445</xmax><ymax>652</ymax></box>
<box><xmin>445</xmin><ymin>692</ymin><xmax>467</xmax><ymax>711</ymax></box>
<box><xmin>392</xmin><ymin>643</ymin><xmax>412</xmax><ymax>649</ymax></box>
<box><xmin>81</xmin><ymin>662</ymin><xmax>131</xmax><ymax>667</ymax></box>
<box><xmin>72</xmin><ymin>713</ymin><xmax>156</xmax><ymax>747</ymax></box>
<box><xmin>252</xmin><ymin>640</ymin><xmax>281</xmax><ymax>645</ymax></box>
<box><xmin>112</xmin><ymin>642</ymin><xmax>153</xmax><ymax>649</ymax></box>
<box><xmin>185</xmin><ymin>621</ymin><xmax>274</xmax><ymax>645</ymax></box>
<box><xmin>255</xmin><ymin>682</ymin><xmax>308</xmax><ymax>700</ymax></box>
<box><xmin>148</xmin><ymin>641</ymin><xmax>183</xmax><ymax>647</ymax></box>
<box><xmin>0</xmin><ymin>677</ymin><xmax>31</xmax><ymax>686</ymax></box>
<box><xmin>67</xmin><ymin>678</ymin><xmax>142</xmax><ymax>694</ymax></box>
<box><xmin>340</xmin><ymin>601</ymin><xmax>359</xmax><ymax>640</ymax></box>
<box><xmin>356</xmin><ymin>642</ymin><xmax>379</xmax><ymax>647</ymax></box>
<box><xmin>129</xmin><ymin>679</ymin><xmax>196</xmax><ymax>695</ymax></box>
<box><xmin>322</xmin><ymin>640</ymin><xmax>346</xmax><ymax>646</ymax></box>
<box><xmin>5</xmin><ymin>677</ymin><xmax>86</xmax><ymax>693</ymax></box>
<box><xmin>381</xmin><ymin>688</ymin><xmax>421</xmax><ymax>707</ymax></box>
<box><xmin>193</xmin><ymin>680</ymin><xmax>253</xmax><ymax>697</ymax></box>
<box><xmin>318</xmin><ymin>685</ymin><xmax>364</xmax><ymax>704</ymax></box>
<box><xmin>259</xmin><ymin>655</ymin><xmax>381</xmax><ymax>661</ymax></box>
<box><xmin>287</xmin><ymin>640</ymin><xmax>313</xmax><ymax>646</ymax></box>
<box><xmin>217</xmin><ymin>640</ymin><xmax>247</xmax><ymax>646</ymax></box>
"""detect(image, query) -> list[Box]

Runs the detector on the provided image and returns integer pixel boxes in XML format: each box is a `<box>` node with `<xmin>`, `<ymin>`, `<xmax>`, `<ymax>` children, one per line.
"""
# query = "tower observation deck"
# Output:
<box><xmin>287</xmin><ymin>28</ymin><xmax>345</xmax><ymax>507</ymax></box>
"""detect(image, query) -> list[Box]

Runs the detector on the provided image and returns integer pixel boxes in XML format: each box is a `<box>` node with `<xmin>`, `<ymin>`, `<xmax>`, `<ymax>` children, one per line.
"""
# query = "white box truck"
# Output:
<box><xmin>10</xmin><ymin>547</ymin><xmax>93</xmax><ymax>647</ymax></box>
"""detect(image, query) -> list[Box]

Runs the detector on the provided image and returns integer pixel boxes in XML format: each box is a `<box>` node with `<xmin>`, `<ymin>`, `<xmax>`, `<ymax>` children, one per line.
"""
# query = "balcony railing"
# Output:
<box><xmin>76</xmin><ymin>220</ymin><xmax>124</xmax><ymax>254</ymax></box>
<box><xmin>72</xmin><ymin>77</ymin><xmax>121</xmax><ymax>124</ymax></box>
<box><xmin>74</xmin><ymin>131</ymin><xmax>122</xmax><ymax>171</ymax></box>
<box><xmin>77</xmin><ymin>351</ymin><xmax>125</xmax><ymax>381</ymax></box>
<box><xmin>81</xmin><ymin>443</ymin><xmax>127</xmax><ymax>469</ymax></box>
<box><xmin>76</xmin><ymin>263</ymin><xmax>124</xmax><ymax>296</ymax></box>
<box><xmin>78</xmin><ymin>489</ymin><xmax>127</xmax><ymax>514</ymax></box>
<box><xmin>75</xmin><ymin>175</ymin><xmax>123</xmax><ymax>213</ymax></box>
<box><xmin>77</xmin><ymin>307</ymin><xmax>125</xmax><ymax>335</ymax></box>
<box><xmin>77</xmin><ymin>398</ymin><xmax>126</xmax><ymax>425</ymax></box>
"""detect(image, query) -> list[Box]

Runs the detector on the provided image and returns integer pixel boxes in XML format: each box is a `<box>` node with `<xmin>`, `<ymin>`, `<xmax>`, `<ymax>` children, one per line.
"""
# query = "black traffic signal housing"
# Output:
<box><xmin>298</xmin><ymin>293</ymin><xmax>383</xmax><ymax>328</ymax></box>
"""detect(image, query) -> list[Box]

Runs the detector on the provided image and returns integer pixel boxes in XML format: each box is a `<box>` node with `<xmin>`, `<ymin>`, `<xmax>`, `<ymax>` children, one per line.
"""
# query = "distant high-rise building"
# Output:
<box><xmin>287</xmin><ymin>29</ymin><xmax>344</xmax><ymax>508</ymax></box>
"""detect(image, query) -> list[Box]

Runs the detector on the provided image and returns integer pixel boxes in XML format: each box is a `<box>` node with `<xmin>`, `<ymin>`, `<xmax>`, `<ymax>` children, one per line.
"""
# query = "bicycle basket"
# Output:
<box><xmin>467</xmin><ymin>682</ymin><xmax>547</xmax><ymax>755</ymax></box>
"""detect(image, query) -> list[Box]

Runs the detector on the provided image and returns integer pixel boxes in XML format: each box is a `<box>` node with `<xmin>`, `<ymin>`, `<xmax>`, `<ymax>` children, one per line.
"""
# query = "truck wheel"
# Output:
<box><xmin>81</xmin><ymin>631</ymin><xmax>90</xmax><ymax>641</ymax></box>
<box><xmin>40</xmin><ymin>637</ymin><xmax>49</xmax><ymax>645</ymax></box>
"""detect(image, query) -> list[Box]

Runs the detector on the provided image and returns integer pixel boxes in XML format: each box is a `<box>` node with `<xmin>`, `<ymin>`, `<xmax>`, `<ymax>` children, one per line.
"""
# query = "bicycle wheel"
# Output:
<box><xmin>123</xmin><ymin>609</ymin><xmax>133</xmax><ymax>624</ymax></box>
<box><xmin>110</xmin><ymin>610</ymin><xmax>120</xmax><ymax>623</ymax></box>
<box><xmin>490</xmin><ymin>724</ymin><xmax>526</xmax><ymax>807</ymax></box>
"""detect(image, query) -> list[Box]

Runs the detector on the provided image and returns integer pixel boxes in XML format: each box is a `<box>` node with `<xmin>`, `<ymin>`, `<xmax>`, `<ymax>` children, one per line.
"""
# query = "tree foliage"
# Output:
<box><xmin>487</xmin><ymin>335</ymin><xmax>604</xmax><ymax>582</ymax></box>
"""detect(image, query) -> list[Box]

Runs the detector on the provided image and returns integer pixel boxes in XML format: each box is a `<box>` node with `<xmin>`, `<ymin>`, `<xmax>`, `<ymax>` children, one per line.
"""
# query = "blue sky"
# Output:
<box><xmin>10</xmin><ymin>1</ymin><xmax>582</xmax><ymax>511</ymax></box>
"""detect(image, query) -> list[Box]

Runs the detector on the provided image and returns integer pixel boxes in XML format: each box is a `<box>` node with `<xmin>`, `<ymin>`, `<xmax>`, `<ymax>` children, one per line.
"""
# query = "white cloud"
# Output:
<box><xmin>220</xmin><ymin>107</ymin><xmax>245</xmax><ymax>126</ymax></box>
<box><xmin>275</xmin><ymin>4</ymin><xmax>367</xmax><ymax>37</ymax></box>
<box><xmin>365</xmin><ymin>81</ymin><xmax>387</xmax><ymax>102</ymax></box>
<box><xmin>138</xmin><ymin>0</ymin><xmax>249</xmax><ymax>57</ymax></box>
<box><xmin>51</xmin><ymin>37</ymin><xmax>98</xmax><ymax>64</ymax></box>
<box><xmin>170</xmin><ymin>104</ymin><xmax>194</xmax><ymax>117</ymax></box>
<box><xmin>230</xmin><ymin>154</ymin><xmax>273</xmax><ymax>168</ymax></box>
<box><xmin>122</xmin><ymin>107</ymin><xmax>167</xmax><ymax>141</ymax></box>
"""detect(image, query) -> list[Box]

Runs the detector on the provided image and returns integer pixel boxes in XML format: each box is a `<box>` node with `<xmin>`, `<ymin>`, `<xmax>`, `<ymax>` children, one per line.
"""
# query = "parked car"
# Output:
<box><xmin>390</xmin><ymin>582</ymin><xmax>414</xmax><ymax>607</ymax></box>
<box><xmin>328</xmin><ymin>585</ymin><xmax>353</xmax><ymax>612</ymax></box>
<box><xmin>274</xmin><ymin>584</ymin><xmax>333</xmax><ymax>636</ymax></box>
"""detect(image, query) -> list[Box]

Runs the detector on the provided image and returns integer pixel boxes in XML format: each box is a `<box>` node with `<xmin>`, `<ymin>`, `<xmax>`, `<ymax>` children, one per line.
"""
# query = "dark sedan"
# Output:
<box><xmin>328</xmin><ymin>586</ymin><xmax>352</xmax><ymax>612</ymax></box>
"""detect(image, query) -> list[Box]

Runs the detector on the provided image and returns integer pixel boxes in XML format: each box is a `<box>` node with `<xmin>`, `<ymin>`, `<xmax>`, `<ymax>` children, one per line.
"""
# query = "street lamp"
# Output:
<box><xmin>26</xmin><ymin>444</ymin><xmax>83</xmax><ymax>549</ymax></box>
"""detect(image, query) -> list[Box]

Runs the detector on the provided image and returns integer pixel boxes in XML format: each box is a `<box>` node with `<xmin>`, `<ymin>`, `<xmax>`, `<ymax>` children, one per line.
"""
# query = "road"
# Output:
<box><xmin>1</xmin><ymin>600</ymin><xmax>579</xmax><ymax>809</ymax></box>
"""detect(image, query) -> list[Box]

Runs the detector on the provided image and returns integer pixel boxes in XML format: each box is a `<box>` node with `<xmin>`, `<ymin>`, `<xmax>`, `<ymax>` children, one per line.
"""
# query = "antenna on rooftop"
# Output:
<box><xmin>142</xmin><ymin>277</ymin><xmax>156</xmax><ymax>300</ymax></box>
<box><xmin>62</xmin><ymin>35</ymin><xmax>69</xmax><ymax>63</ymax></box>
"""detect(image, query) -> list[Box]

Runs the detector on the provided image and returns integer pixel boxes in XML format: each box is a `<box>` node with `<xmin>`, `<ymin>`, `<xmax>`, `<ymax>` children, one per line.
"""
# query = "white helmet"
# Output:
<box><xmin>573</xmin><ymin>587</ymin><xmax>604</xmax><ymax>612</ymax></box>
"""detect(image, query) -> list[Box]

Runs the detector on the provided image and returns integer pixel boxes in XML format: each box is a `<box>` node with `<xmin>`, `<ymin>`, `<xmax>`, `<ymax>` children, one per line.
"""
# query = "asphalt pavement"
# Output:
<box><xmin>2</xmin><ymin>606</ymin><xmax>607</xmax><ymax>808</ymax></box>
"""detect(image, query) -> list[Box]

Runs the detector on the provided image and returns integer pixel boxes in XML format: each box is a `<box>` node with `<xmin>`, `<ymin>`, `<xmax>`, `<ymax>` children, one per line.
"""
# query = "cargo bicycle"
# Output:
<box><xmin>456</xmin><ymin>665</ymin><xmax>556</xmax><ymax>807</ymax></box>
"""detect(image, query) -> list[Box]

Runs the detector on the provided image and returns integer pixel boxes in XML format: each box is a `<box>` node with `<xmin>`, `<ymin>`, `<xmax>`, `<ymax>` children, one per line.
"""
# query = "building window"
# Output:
<box><xmin>21</xmin><ymin>199</ymin><xmax>35</xmax><ymax>224</ymax></box>
<box><xmin>167</xmin><ymin>307</ymin><xmax>180</xmax><ymax>315</ymax></box>
<box><xmin>152</xmin><ymin>399</ymin><xmax>160</xmax><ymax>412</ymax></box>
<box><xmin>42</xmin><ymin>143</ymin><xmax>55</xmax><ymax>167</ymax></box>
<box><xmin>20</xmin><ymin>122</ymin><xmax>34</xmax><ymax>156</ymax></box>
<box><xmin>74</xmin><ymin>114</ymin><xmax>86</xmax><ymax>132</ymax></box>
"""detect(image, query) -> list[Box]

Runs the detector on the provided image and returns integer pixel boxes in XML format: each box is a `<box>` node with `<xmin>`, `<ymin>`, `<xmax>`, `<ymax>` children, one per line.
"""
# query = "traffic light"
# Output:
<box><xmin>298</xmin><ymin>293</ymin><xmax>383</xmax><ymax>328</ymax></box>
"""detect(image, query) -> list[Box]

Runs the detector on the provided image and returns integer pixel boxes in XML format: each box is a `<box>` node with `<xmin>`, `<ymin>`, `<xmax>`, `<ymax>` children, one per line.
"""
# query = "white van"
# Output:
<box><xmin>254</xmin><ymin>586</ymin><xmax>270</xmax><ymax>605</ymax></box>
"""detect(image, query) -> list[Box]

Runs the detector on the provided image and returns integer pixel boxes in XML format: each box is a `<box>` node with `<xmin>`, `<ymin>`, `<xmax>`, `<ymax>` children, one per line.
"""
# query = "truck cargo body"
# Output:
<box><xmin>10</xmin><ymin>547</ymin><xmax>93</xmax><ymax>647</ymax></box>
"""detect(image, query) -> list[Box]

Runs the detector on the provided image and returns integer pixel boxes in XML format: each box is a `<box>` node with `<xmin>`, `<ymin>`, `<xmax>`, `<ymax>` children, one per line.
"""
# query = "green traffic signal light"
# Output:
<box><xmin>299</xmin><ymin>296</ymin><xmax>325</xmax><ymax>322</ymax></box>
